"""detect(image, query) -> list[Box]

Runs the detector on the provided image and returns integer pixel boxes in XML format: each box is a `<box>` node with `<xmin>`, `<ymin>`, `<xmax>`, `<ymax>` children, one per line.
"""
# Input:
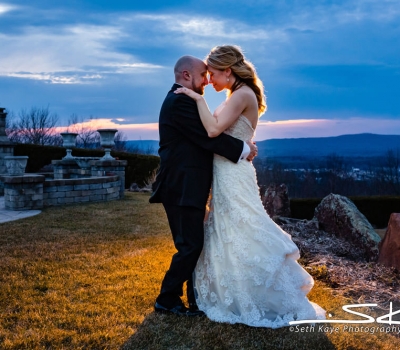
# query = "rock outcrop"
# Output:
<box><xmin>262</xmin><ymin>183</ymin><xmax>291</xmax><ymax>218</ymax></box>
<box><xmin>378</xmin><ymin>213</ymin><xmax>400</xmax><ymax>269</ymax></box>
<box><xmin>314</xmin><ymin>193</ymin><xmax>381</xmax><ymax>261</ymax></box>
<box><xmin>129</xmin><ymin>183</ymin><xmax>151</xmax><ymax>193</ymax></box>
<box><xmin>273</xmin><ymin>216</ymin><xmax>366</xmax><ymax>261</ymax></box>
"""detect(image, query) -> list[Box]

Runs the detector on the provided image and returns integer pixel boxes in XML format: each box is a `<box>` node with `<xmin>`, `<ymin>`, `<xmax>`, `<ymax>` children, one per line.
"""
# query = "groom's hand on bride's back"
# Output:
<box><xmin>246</xmin><ymin>141</ymin><xmax>258</xmax><ymax>161</ymax></box>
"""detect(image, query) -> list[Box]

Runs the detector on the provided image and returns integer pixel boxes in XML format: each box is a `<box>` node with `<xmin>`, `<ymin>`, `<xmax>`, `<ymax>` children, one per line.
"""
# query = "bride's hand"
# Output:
<box><xmin>174</xmin><ymin>87</ymin><xmax>203</xmax><ymax>102</ymax></box>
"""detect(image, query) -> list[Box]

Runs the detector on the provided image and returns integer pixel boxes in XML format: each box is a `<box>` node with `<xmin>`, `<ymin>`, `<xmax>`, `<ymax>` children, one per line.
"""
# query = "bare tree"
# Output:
<box><xmin>325</xmin><ymin>153</ymin><xmax>347</xmax><ymax>193</ymax></box>
<box><xmin>113</xmin><ymin>131</ymin><xmax>128</xmax><ymax>152</ymax></box>
<box><xmin>7</xmin><ymin>106</ymin><xmax>61</xmax><ymax>146</ymax></box>
<box><xmin>67</xmin><ymin>114</ymin><xmax>100</xmax><ymax>149</ymax></box>
<box><xmin>375</xmin><ymin>149</ymin><xmax>400</xmax><ymax>195</ymax></box>
<box><xmin>125</xmin><ymin>143</ymin><xmax>140</xmax><ymax>154</ymax></box>
<box><xmin>143</xmin><ymin>144</ymin><xmax>157</xmax><ymax>155</ymax></box>
<box><xmin>124</xmin><ymin>141</ymin><xmax>157</xmax><ymax>155</ymax></box>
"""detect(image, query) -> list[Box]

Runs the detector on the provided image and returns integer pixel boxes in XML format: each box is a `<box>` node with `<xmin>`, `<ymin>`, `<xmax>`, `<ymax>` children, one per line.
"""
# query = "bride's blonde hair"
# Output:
<box><xmin>206</xmin><ymin>45</ymin><xmax>267</xmax><ymax>116</ymax></box>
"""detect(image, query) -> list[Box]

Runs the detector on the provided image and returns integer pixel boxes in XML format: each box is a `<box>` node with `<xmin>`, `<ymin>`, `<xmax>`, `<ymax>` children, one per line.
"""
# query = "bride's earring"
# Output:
<box><xmin>227</xmin><ymin>77</ymin><xmax>230</xmax><ymax>82</ymax></box>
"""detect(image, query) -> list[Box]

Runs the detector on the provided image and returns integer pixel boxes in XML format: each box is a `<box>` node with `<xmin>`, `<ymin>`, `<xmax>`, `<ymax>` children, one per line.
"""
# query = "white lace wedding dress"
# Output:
<box><xmin>193</xmin><ymin>115</ymin><xmax>325</xmax><ymax>328</ymax></box>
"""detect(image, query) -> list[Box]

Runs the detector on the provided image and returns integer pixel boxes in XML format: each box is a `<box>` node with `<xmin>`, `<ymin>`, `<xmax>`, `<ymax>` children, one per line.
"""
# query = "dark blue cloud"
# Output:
<box><xmin>267</xmin><ymin>64</ymin><xmax>400</xmax><ymax>117</ymax></box>
<box><xmin>0</xmin><ymin>0</ymin><xmax>399</xmax><ymax>136</ymax></box>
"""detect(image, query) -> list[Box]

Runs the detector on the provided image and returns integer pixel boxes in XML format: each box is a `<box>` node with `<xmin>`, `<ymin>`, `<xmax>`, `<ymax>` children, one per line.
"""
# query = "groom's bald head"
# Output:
<box><xmin>174</xmin><ymin>55</ymin><xmax>203</xmax><ymax>75</ymax></box>
<box><xmin>174</xmin><ymin>55</ymin><xmax>208</xmax><ymax>94</ymax></box>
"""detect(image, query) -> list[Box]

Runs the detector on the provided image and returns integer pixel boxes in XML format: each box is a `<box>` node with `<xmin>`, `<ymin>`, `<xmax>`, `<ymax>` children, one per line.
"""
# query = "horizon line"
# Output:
<box><xmin>124</xmin><ymin>132</ymin><xmax>400</xmax><ymax>142</ymax></box>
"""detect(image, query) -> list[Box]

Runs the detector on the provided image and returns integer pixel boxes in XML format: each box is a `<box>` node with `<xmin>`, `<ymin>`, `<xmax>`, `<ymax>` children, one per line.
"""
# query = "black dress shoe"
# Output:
<box><xmin>186</xmin><ymin>308</ymin><xmax>205</xmax><ymax>317</ymax></box>
<box><xmin>154</xmin><ymin>302</ymin><xmax>188</xmax><ymax>315</ymax></box>
<box><xmin>154</xmin><ymin>302</ymin><xmax>205</xmax><ymax>317</ymax></box>
<box><xmin>189</xmin><ymin>303</ymin><xmax>200</xmax><ymax>311</ymax></box>
<box><xmin>188</xmin><ymin>303</ymin><xmax>205</xmax><ymax>317</ymax></box>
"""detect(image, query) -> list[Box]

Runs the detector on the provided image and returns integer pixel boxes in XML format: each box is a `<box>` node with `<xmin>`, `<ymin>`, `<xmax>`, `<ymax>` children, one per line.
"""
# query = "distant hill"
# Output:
<box><xmin>126</xmin><ymin>134</ymin><xmax>400</xmax><ymax>158</ymax></box>
<box><xmin>256</xmin><ymin>133</ymin><xmax>400</xmax><ymax>158</ymax></box>
<box><xmin>125</xmin><ymin>140</ymin><xmax>159</xmax><ymax>155</ymax></box>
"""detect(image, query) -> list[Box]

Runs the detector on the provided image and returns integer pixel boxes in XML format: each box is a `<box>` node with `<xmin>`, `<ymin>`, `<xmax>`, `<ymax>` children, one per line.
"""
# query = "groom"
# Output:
<box><xmin>149</xmin><ymin>55</ymin><xmax>257</xmax><ymax>316</ymax></box>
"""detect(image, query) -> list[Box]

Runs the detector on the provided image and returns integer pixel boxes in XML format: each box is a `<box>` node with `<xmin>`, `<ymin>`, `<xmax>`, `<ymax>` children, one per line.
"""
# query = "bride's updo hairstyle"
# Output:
<box><xmin>206</xmin><ymin>45</ymin><xmax>267</xmax><ymax>116</ymax></box>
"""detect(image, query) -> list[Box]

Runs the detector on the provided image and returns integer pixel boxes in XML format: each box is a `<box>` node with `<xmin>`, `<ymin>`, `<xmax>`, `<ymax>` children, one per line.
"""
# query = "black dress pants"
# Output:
<box><xmin>156</xmin><ymin>204</ymin><xmax>205</xmax><ymax>308</ymax></box>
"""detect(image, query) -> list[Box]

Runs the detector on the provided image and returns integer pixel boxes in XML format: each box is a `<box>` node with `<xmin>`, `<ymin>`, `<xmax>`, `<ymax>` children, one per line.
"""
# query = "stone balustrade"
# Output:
<box><xmin>0</xmin><ymin>159</ymin><xmax>127</xmax><ymax>210</ymax></box>
<box><xmin>1</xmin><ymin>175</ymin><xmax>44</xmax><ymax>210</ymax></box>
<box><xmin>43</xmin><ymin>176</ymin><xmax>121</xmax><ymax>207</ymax></box>
<box><xmin>0</xmin><ymin>107</ymin><xmax>129</xmax><ymax>209</ymax></box>
<box><xmin>1</xmin><ymin>174</ymin><xmax>123</xmax><ymax>210</ymax></box>
<box><xmin>0</xmin><ymin>107</ymin><xmax>15</xmax><ymax>178</ymax></box>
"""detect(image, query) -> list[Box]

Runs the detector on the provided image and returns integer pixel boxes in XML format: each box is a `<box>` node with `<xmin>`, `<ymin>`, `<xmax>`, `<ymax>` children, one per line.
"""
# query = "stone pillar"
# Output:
<box><xmin>0</xmin><ymin>174</ymin><xmax>45</xmax><ymax>210</ymax></box>
<box><xmin>0</xmin><ymin>107</ymin><xmax>8</xmax><ymax>140</ymax></box>
<box><xmin>52</xmin><ymin>159</ymin><xmax>80</xmax><ymax>179</ymax></box>
<box><xmin>92</xmin><ymin>159</ymin><xmax>127</xmax><ymax>198</ymax></box>
<box><xmin>0</xmin><ymin>107</ymin><xmax>16</xmax><ymax>175</ymax></box>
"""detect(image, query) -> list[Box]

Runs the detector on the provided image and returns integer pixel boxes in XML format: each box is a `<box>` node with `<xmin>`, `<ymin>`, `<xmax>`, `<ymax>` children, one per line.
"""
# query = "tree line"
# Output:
<box><xmin>254</xmin><ymin>151</ymin><xmax>400</xmax><ymax>198</ymax></box>
<box><xmin>4</xmin><ymin>106</ymin><xmax>153</xmax><ymax>154</ymax></box>
<box><xmin>6</xmin><ymin>106</ymin><xmax>399</xmax><ymax>198</ymax></box>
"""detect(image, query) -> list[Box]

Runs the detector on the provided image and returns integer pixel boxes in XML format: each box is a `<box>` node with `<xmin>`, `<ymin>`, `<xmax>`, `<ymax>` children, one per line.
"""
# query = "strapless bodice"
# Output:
<box><xmin>223</xmin><ymin>115</ymin><xmax>255</xmax><ymax>141</ymax></box>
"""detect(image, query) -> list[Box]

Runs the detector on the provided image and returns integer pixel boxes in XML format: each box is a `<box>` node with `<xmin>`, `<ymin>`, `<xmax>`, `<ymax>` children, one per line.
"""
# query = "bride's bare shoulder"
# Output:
<box><xmin>233</xmin><ymin>85</ymin><xmax>256</xmax><ymax>99</ymax></box>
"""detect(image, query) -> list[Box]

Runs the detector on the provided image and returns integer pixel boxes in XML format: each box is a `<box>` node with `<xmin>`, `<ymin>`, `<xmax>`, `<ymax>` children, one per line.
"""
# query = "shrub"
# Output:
<box><xmin>14</xmin><ymin>144</ymin><xmax>159</xmax><ymax>188</ymax></box>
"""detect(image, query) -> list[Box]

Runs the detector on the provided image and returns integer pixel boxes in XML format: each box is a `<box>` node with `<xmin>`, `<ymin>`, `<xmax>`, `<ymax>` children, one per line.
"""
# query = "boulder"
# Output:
<box><xmin>262</xmin><ymin>183</ymin><xmax>291</xmax><ymax>218</ymax></box>
<box><xmin>273</xmin><ymin>216</ymin><xmax>319</xmax><ymax>231</ymax></box>
<box><xmin>314</xmin><ymin>193</ymin><xmax>381</xmax><ymax>261</ymax></box>
<box><xmin>129</xmin><ymin>182</ymin><xmax>152</xmax><ymax>193</ymax></box>
<box><xmin>378</xmin><ymin>213</ymin><xmax>400</xmax><ymax>269</ymax></box>
<box><xmin>129</xmin><ymin>183</ymin><xmax>140</xmax><ymax>192</ymax></box>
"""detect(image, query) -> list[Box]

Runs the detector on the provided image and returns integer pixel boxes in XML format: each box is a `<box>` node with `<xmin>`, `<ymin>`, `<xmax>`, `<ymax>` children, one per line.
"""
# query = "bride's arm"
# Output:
<box><xmin>175</xmin><ymin>88</ymin><xmax>246</xmax><ymax>137</ymax></box>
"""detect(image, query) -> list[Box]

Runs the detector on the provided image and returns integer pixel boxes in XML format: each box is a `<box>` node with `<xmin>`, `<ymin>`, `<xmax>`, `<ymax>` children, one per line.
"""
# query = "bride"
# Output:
<box><xmin>175</xmin><ymin>45</ymin><xmax>325</xmax><ymax>328</ymax></box>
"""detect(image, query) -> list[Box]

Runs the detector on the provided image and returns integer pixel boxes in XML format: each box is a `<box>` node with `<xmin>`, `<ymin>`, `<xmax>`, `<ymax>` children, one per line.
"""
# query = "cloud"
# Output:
<box><xmin>133</xmin><ymin>14</ymin><xmax>277</xmax><ymax>42</ymax></box>
<box><xmin>275</xmin><ymin>0</ymin><xmax>400</xmax><ymax>31</ymax></box>
<box><xmin>113</xmin><ymin>12</ymin><xmax>287</xmax><ymax>57</ymax></box>
<box><xmin>6</xmin><ymin>72</ymin><xmax>102</xmax><ymax>84</ymax></box>
<box><xmin>236</xmin><ymin>0</ymin><xmax>400</xmax><ymax>67</ymax></box>
<box><xmin>0</xmin><ymin>8</ymin><xmax>282</xmax><ymax>84</ymax></box>
<box><xmin>3</xmin><ymin>2</ymin><xmax>398</xmax><ymax>86</ymax></box>
<box><xmin>0</xmin><ymin>20</ymin><xmax>165</xmax><ymax>84</ymax></box>
<box><xmin>60</xmin><ymin>117</ymin><xmax>400</xmax><ymax>141</ymax></box>
<box><xmin>0</xmin><ymin>3</ymin><xmax>16</xmax><ymax>15</ymax></box>
<box><xmin>61</xmin><ymin>118</ymin><xmax>159</xmax><ymax>139</ymax></box>
<box><xmin>1</xmin><ymin>2</ymin><xmax>398</xmax><ymax>131</ymax></box>
<box><xmin>104</xmin><ymin>63</ymin><xmax>165</xmax><ymax>74</ymax></box>
<box><xmin>333</xmin><ymin>0</ymin><xmax>400</xmax><ymax>23</ymax></box>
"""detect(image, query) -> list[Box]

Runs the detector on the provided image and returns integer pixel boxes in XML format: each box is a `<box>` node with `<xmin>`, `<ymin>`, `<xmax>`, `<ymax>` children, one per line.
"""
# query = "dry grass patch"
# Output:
<box><xmin>0</xmin><ymin>192</ymin><xmax>399</xmax><ymax>349</ymax></box>
<box><xmin>0</xmin><ymin>193</ymin><xmax>171</xmax><ymax>349</ymax></box>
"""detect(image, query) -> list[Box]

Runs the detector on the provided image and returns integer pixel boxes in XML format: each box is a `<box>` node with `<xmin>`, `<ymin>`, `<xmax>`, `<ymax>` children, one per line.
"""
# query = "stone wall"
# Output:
<box><xmin>43</xmin><ymin>176</ymin><xmax>121</xmax><ymax>207</ymax></box>
<box><xmin>52</xmin><ymin>159</ymin><xmax>126</xmax><ymax>198</ymax></box>
<box><xmin>1</xmin><ymin>175</ymin><xmax>44</xmax><ymax>210</ymax></box>
<box><xmin>0</xmin><ymin>107</ymin><xmax>15</xmax><ymax>190</ymax></box>
<box><xmin>1</xmin><ymin>174</ymin><xmax>123</xmax><ymax>210</ymax></box>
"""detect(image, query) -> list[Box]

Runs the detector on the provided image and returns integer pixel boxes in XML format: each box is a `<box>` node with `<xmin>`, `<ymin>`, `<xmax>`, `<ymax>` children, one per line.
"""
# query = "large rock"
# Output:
<box><xmin>129</xmin><ymin>182</ymin><xmax>151</xmax><ymax>193</ymax></box>
<box><xmin>378</xmin><ymin>213</ymin><xmax>400</xmax><ymax>269</ymax></box>
<box><xmin>262</xmin><ymin>183</ymin><xmax>291</xmax><ymax>218</ymax></box>
<box><xmin>314</xmin><ymin>193</ymin><xmax>381</xmax><ymax>261</ymax></box>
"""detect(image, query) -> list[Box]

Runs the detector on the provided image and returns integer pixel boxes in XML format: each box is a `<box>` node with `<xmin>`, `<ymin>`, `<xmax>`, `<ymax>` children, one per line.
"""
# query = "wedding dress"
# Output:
<box><xmin>193</xmin><ymin>115</ymin><xmax>325</xmax><ymax>328</ymax></box>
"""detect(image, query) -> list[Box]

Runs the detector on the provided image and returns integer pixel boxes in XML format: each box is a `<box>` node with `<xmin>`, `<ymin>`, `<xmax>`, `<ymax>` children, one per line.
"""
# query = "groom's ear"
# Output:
<box><xmin>182</xmin><ymin>70</ymin><xmax>191</xmax><ymax>81</ymax></box>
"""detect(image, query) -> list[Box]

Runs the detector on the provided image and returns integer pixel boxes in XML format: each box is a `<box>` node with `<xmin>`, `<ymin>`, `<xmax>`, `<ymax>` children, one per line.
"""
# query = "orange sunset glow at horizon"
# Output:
<box><xmin>56</xmin><ymin>117</ymin><xmax>400</xmax><ymax>141</ymax></box>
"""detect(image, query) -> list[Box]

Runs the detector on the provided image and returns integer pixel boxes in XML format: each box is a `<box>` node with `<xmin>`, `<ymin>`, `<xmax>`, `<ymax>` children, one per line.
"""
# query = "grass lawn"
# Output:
<box><xmin>0</xmin><ymin>192</ymin><xmax>399</xmax><ymax>349</ymax></box>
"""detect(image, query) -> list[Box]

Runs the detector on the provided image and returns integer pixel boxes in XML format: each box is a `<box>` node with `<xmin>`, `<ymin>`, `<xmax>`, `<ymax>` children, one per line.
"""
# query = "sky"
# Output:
<box><xmin>0</xmin><ymin>0</ymin><xmax>399</xmax><ymax>141</ymax></box>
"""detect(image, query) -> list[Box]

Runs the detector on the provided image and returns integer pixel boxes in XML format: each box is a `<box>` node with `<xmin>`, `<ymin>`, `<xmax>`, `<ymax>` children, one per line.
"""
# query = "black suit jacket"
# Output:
<box><xmin>149</xmin><ymin>84</ymin><xmax>244</xmax><ymax>209</ymax></box>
